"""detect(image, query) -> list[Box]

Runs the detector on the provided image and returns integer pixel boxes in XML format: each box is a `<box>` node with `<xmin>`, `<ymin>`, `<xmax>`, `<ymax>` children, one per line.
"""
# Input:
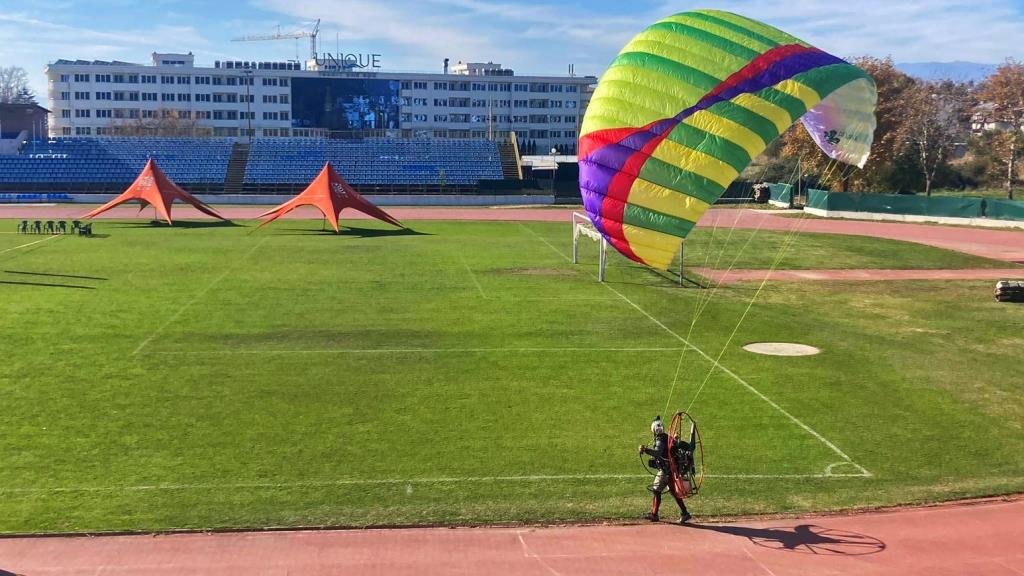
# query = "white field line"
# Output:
<box><xmin>0</xmin><ymin>470</ymin><xmax>870</xmax><ymax>494</ymax></box>
<box><xmin>151</xmin><ymin>347</ymin><xmax>686</xmax><ymax>354</ymax></box>
<box><xmin>517</xmin><ymin>223</ymin><xmax>873</xmax><ymax>478</ymax></box>
<box><xmin>0</xmin><ymin>234</ymin><xmax>61</xmax><ymax>255</ymax></box>
<box><xmin>132</xmin><ymin>237</ymin><xmax>269</xmax><ymax>356</ymax></box>
<box><xmin>457</xmin><ymin>252</ymin><xmax>488</xmax><ymax>298</ymax></box>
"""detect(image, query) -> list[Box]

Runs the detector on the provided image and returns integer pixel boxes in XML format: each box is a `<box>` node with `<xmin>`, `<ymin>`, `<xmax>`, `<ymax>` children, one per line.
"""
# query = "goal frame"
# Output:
<box><xmin>572</xmin><ymin>212</ymin><xmax>607</xmax><ymax>282</ymax></box>
<box><xmin>572</xmin><ymin>212</ymin><xmax>686</xmax><ymax>285</ymax></box>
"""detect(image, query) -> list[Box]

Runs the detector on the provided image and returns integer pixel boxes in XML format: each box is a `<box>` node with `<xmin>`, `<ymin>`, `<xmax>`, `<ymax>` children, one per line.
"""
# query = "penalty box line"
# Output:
<box><xmin>0</xmin><ymin>471</ymin><xmax>872</xmax><ymax>494</ymax></box>
<box><xmin>0</xmin><ymin>234</ymin><xmax>62</xmax><ymax>255</ymax></box>
<box><xmin>132</xmin><ymin>237</ymin><xmax>270</xmax><ymax>356</ymax></box>
<box><xmin>151</xmin><ymin>347</ymin><xmax>687</xmax><ymax>354</ymax></box>
<box><xmin>518</xmin><ymin>223</ymin><xmax>873</xmax><ymax>478</ymax></box>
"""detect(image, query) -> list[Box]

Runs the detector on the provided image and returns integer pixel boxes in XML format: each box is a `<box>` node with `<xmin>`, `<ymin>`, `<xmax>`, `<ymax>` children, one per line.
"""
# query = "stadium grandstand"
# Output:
<box><xmin>0</xmin><ymin>135</ymin><xmax>524</xmax><ymax>195</ymax></box>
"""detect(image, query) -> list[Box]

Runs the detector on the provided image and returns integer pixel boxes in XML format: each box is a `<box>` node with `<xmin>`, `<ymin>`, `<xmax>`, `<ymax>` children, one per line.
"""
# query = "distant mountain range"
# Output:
<box><xmin>895</xmin><ymin>61</ymin><xmax>999</xmax><ymax>83</ymax></box>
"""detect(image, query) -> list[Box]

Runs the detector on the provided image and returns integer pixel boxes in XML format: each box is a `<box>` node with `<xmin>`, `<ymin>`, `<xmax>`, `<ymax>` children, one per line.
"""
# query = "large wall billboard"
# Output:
<box><xmin>291</xmin><ymin>78</ymin><xmax>401</xmax><ymax>130</ymax></box>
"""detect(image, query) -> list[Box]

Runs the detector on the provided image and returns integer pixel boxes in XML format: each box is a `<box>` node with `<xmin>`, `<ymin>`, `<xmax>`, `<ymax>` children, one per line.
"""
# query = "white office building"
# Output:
<box><xmin>45</xmin><ymin>52</ymin><xmax>594</xmax><ymax>153</ymax></box>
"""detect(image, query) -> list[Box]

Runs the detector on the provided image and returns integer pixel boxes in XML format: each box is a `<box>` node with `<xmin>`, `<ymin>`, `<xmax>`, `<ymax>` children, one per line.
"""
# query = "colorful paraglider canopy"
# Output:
<box><xmin>579</xmin><ymin>10</ymin><xmax>878</xmax><ymax>270</ymax></box>
<box><xmin>256</xmin><ymin>162</ymin><xmax>403</xmax><ymax>232</ymax></box>
<box><xmin>82</xmin><ymin>159</ymin><xmax>228</xmax><ymax>224</ymax></box>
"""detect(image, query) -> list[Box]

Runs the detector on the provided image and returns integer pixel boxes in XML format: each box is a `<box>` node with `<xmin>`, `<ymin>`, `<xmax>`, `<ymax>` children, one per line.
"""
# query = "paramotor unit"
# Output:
<box><xmin>667</xmin><ymin>411</ymin><xmax>704</xmax><ymax>498</ymax></box>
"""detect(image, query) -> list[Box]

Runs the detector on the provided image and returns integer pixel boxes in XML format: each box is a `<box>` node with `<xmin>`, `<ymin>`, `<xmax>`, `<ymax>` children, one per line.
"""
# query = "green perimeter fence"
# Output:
<box><xmin>768</xmin><ymin>185</ymin><xmax>1024</xmax><ymax>222</ymax></box>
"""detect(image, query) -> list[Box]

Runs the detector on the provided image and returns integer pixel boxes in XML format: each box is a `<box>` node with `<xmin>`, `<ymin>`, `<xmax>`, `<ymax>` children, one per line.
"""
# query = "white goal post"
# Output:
<box><xmin>572</xmin><ymin>211</ymin><xmax>686</xmax><ymax>285</ymax></box>
<box><xmin>572</xmin><ymin>212</ymin><xmax>607</xmax><ymax>282</ymax></box>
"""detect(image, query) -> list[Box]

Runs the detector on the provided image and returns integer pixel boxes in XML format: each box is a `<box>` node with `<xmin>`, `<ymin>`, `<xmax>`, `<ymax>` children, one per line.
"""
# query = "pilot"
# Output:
<box><xmin>639</xmin><ymin>415</ymin><xmax>692</xmax><ymax>524</ymax></box>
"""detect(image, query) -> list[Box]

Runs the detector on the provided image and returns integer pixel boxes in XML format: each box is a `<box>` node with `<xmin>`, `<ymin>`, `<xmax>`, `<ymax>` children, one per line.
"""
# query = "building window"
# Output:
<box><xmin>262</xmin><ymin>94</ymin><xmax>278</xmax><ymax>104</ymax></box>
<box><xmin>195</xmin><ymin>76</ymin><xmax>210</xmax><ymax>85</ymax></box>
<box><xmin>433</xmin><ymin>114</ymin><xmax>448</xmax><ymax>122</ymax></box>
<box><xmin>433</xmin><ymin>98</ymin><xmax>447</xmax><ymax>107</ymax></box>
<box><xmin>226</xmin><ymin>77</ymin><xmax>238</xmax><ymax>86</ymax></box>
<box><xmin>75</xmin><ymin>126</ymin><xmax>91</xmax><ymax>135</ymax></box>
<box><xmin>161</xmin><ymin>93</ymin><xmax>175</xmax><ymax>102</ymax></box>
<box><xmin>113</xmin><ymin>74</ymin><xmax>125</xmax><ymax>83</ymax></box>
<box><xmin>472</xmin><ymin>83</ymin><xmax>487</xmax><ymax>91</ymax></box>
<box><xmin>142</xmin><ymin>110</ymin><xmax>156</xmax><ymax>119</ymax></box>
<box><xmin>433</xmin><ymin>82</ymin><xmax>448</xmax><ymax>90</ymax></box>
<box><xmin>195</xmin><ymin>93</ymin><xmax>211</xmax><ymax>102</ymax></box>
<box><xmin>59</xmin><ymin>91</ymin><xmax>70</xmax><ymax>100</ymax></box>
<box><xmin>74</xmin><ymin>73</ymin><xmax>89</xmax><ymax>82</ymax></box>
<box><xmin>413</xmin><ymin>114</ymin><xmax>427</xmax><ymax>122</ymax></box>
<box><xmin>142</xmin><ymin>92</ymin><xmax>157</xmax><ymax>101</ymax></box>
<box><xmin>566</xmin><ymin>85</ymin><xmax>578</xmax><ymax>93</ymax></box>
<box><xmin>141</xmin><ymin>75</ymin><xmax>157</xmax><ymax>84</ymax></box>
<box><xmin>195</xmin><ymin>111</ymin><xmax>211</xmax><ymax>120</ymax></box>
<box><xmin>96</xmin><ymin>92</ymin><xmax>112</xmax><ymax>100</ymax></box>
<box><xmin>62</xmin><ymin>127</ymin><xmax>72</xmax><ymax>136</ymax></box>
<box><xmin>279</xmin><ymin>78</ymin><xmax>289</xmax><ymax>87</ymax></box>
<box><xmin>280</xmin><ymin>111</ymin><xmax>289</xmax><ymax>121</ymax></box>
<box><xmin>59</xmin><ymin>74</ymin><xmax>70</xmax><ymax>82</ymax></box>
<box><xmin>61</xmin><ymin>109</ymin><xmax>71</xmax><ymax>118</ymax></box>
<box><xmin>75</xmin><ymin>109</ymin><xmax>90</xmax><ymax>118</ymax></box>
<box><xmin>95</xmin><ymin>74</ymin><xmax>112</xmax><ymax>83</ymax></box>
<box><xmin>74</xmin><ymin>91</ymin><xmax>90</xmax><ymax>100</ymax></box>
<box><xmin>177</xmin><ymin>76</ymin><xmax>191</xmax><ymax>84</ymax></box>
<box><xmin>96</xmin><ymin>109</ymin><xmax>112</xmax><ymax>118</ymax></box>
<box><xmin>514</xmin><ymin>83</ymin><xmax>529</xmax><ymax>92</ymax></box>
<box><xmin>550</xmin><ymin>84</ymin><xmax>563</xmax><ymax>93</ymax></box>
<box><xmin>128</xmin><ymin>74</ymin><xmax>139</xmax><ymax>83</ymax></box>
<box><xmin>161</xmin><ymin>75</ymin><xmax>175</xmax><ymax>84</ymax></box>
<box><xmin>177</xmin><ymin>93</ymin><xmax>191</xmax><ymax>102</ymax></box>
<box><xmin>113</xmin><ymin>92</ymin><xmax>126</xmax><ymax>101</ymax></box>
<box><xmin>413</xmin><ymin>81</ymin><xmax>427</xmax><ymax>90</ymax></box>
<box><xmin>279</xmin><ymin>94</ymin><xmax>289</xmax><ymax>104</ymax></box>
<box><xmin>565</xmin><ymin>101</ymin><xmax>577</xmax><ymax>109</ymax></box>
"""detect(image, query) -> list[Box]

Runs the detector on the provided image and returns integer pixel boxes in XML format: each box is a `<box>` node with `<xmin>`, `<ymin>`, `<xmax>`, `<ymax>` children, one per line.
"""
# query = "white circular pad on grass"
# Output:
<box><xmin>742</xmin><ymin>342</ymin><xmax>821</xmax><ymax>356</ymax></box>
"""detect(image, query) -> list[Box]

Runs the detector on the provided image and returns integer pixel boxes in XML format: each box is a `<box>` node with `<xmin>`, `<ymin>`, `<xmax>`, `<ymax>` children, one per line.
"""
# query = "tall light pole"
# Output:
<box><xmin>550</xmin><ymin>146</ymin><xmax>558</xmax><ymax>195</ymax></box>
<box><xmin>242</xmin><ymin>68</ymin><xmax>254</xmax><ymax>142</ymax></box>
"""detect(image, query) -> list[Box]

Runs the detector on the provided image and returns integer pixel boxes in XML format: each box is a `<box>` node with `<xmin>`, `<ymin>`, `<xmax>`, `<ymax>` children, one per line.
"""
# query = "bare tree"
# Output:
<box><xmin>110</xmin><ymin>109</ymin><xmax>211</xmax><ymax>137</ymax></box>
<box><xmin>977</xmin><ymin>60</ymin><xmax>1024</xmax><ymax>199</ymax></box>
<box><xmin>904</xmin><ymin>80</ymin><xmax>971</xmax><ymax>196</ymax></box>
<box><xmin>0</xmin><ymin>66</ymin><xmax>32</xmax><ymax>104</ymax></box>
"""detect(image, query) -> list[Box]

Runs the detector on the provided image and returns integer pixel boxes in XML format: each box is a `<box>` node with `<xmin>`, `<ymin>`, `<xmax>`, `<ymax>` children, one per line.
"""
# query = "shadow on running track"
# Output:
<box><xmin>687</xmin><ymin>523</ymin><xmax>886</xmax><ymax>556</ymax></box>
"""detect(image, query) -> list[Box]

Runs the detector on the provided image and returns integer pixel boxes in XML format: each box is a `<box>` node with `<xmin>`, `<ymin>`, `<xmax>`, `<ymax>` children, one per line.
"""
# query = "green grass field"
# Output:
<box><xmin>0</xmin><ymin>219</ymin><xmax>1022</xmax><ymax>534</ymax></box>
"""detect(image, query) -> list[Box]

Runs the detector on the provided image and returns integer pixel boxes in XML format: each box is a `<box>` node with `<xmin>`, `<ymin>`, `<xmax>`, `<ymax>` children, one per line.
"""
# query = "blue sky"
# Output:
<box><xmin>3</xmin><ymin>0</ymin><xmax>1024</xmax><ymax>97</ymax></box>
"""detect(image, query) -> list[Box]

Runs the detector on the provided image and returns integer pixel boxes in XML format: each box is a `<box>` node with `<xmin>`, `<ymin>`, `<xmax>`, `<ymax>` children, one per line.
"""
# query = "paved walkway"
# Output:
<box><xmin>1</xmin><ymin>498</ymin><xmax>1020</xmax><ymax>575</ymax></box>
<box><xmin>694</xmin><ymin>267</ymin><xmax>1024</xmax><ymax>284</ymax></box>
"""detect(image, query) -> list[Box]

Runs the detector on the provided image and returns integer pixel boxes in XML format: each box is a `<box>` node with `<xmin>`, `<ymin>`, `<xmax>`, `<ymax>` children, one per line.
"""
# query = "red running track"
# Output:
<box><xmin>1</xmin><ymin>498</ymin><xmax>1020</xmax><ymax>575</ymax></box>
<box><xmin>3</xmin><ymin>205</ymin><xmax>1023</xmax><ymax>263</ymax></box>
<box><xmin>694</xmin><ymin>267</ymin><xmax>1024</xmax><ymax>284</ymax></box>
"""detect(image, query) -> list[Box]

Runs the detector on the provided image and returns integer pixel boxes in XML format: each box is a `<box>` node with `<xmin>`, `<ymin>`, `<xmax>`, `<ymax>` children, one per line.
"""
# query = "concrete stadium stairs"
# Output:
<box><xmin>224</xmin><ymin>142</ymin><xmax>250</xmax><ymax>194</ymax></box>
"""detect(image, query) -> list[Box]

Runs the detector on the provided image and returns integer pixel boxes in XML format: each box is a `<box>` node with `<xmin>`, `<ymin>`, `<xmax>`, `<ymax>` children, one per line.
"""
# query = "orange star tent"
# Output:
<box><xmin>256</xmin><ymin>162</ymin><xmax>403</xmax><ymax>232</ymax></box>
<box><xmin>82</xmin><ymin>159</ymin><xmax>228</xmax><ymax>224</ymax></box>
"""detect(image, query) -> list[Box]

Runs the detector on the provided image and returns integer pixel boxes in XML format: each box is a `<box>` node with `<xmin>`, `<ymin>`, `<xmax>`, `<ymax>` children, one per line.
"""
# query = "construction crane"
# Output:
<box><xmin>232</xmin><ymin>19</ymin><xmax>321</xmax><ymax>62</ymax></box>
